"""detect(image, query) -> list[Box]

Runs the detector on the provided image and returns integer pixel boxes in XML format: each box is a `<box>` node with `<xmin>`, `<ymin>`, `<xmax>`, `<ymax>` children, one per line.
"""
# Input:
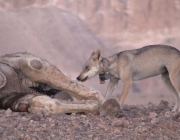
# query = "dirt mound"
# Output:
<box><xmin>0</xmin><ymin>100</ymin><xmax>180</xmax><ymax>140</ymax></box>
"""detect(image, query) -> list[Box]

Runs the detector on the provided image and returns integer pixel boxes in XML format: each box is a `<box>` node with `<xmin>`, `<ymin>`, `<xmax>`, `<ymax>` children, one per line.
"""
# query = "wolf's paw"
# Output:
<box><xmin>100</xmin><ymin>99</ymin><xmax>124</xmax><ymax>118</ymax></box>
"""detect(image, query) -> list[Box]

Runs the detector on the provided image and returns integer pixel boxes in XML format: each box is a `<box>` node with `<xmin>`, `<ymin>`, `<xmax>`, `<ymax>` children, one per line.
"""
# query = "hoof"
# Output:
<box><xmin>17</xmin><ymin>103</ymin><xmax>30</xmax><ymax>112</ymax></box>
<box><xmin>100</xmin><ymin>99</ymin><xmax>123</xmax><ymax>118</ymax></box>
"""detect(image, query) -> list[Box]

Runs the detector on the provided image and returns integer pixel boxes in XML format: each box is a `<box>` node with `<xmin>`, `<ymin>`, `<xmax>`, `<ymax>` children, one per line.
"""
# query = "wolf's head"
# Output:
<box><xmin>77</xmin><ymin>49</ymin><xmax>103</xmax><ymax>82</ymax></box>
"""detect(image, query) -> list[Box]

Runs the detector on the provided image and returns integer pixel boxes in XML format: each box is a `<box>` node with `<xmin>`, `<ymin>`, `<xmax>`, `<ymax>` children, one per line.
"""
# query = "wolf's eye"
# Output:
<box><xmin>85</xmin><ymin>66</ymin><xmax>89</xmax><ymax>70</ymax></box>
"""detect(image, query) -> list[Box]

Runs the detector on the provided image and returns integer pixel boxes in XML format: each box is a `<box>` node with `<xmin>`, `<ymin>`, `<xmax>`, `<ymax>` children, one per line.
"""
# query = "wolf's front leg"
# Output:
<box><xmin>28</xmin><ymin>95</ymin><xmax>100</xmax><ymax>115</ymax></box>
<box><xmin>118</xmin><ymin>80</ymin><xmax>132</xmax><ymax>106</ymax></box>
<box><xmin>105</xmin><ymin>77</ymin><xmax>119</xmax><ymax>99</ymax></box>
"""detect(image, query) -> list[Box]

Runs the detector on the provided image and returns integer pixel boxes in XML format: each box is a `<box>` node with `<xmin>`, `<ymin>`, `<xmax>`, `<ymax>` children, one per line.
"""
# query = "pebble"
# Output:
<box><xmin>149</xmin><ymin>112</ymin><xmax>157</xmax><ymax>118</ymax></box>
<box><xmin>0</xmin><ymin>101</ymin><xmax>179</xmax><ymax>139</ymax></box>
<box><xmin>112</xmin><ymin>118</ymin><xmax>128</xmax><ymax>127</ymax></box>
<box><xmin>0</xmin><ymin>126</ymin><xmax>5</xmax><ymax>134</ymax></box>
<box><xmin>158</xmin><ymin>100</ymin><xmax>170</xmax><ymax>110</ymax></box>
<box><xmin>164</xmin><ymin>111</ymin><xmax>171</xmax><ymax>118</ymax></box>
<box><xmin>151</xmin><ymin>118</ymin><xmax>160</xmax><ymax>124</ymax></box>
<box><xmin>4</xmin><ymin>109</ymin><xmax>12</xmax><ymax>115</ymax></box>
<box><xmin>31</xmin><ymin>114</ymin><xmax>41</xmax><ymax>121</ymax></box>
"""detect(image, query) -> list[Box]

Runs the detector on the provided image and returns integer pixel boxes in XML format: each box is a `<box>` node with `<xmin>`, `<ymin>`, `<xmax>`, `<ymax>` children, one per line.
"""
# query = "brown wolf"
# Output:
<box><xmin>77</xmin><ymin>45</ymin><xmax>180</xmax><ymax>111</ymax></box>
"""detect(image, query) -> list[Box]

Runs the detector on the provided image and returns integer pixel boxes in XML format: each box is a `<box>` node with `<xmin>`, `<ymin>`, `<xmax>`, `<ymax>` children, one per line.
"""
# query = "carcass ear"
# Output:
<box><xmin>28</xmin><ymin>58</ymin><xmax>43</xmax><ymax>71</ymax></box>
<box><xmin>0</xmin><ymin>71</ymin><xmax>6</xmax><ymax>89</ymax></box>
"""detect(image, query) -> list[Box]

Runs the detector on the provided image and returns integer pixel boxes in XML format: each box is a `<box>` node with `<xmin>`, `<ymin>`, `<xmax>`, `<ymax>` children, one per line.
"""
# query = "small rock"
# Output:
<box><xmin>88</xmin><ymin>134</ymin><xmax>93</xmax><ymax>138</ymax></box>
<box><xmin>158</xmin><ymin>100</ymin><xmax>170</xmax><ymax>110</ymax></box>
<box><xmin>23</xmin><ymin>135</ymin><xmax>31</xmax><ymax>140</ymax></box>
<box><xmin>0</xmin><ymin>126</ymin><xmax>5</xmax><ymax>134</ymax></box>
<box><xmin>7</xmin><ymin>136</ymin><xmax>16</xmax><ymax>140</ymax></box>
<box><xmin>151</xmin><ymin>118</ymin><xmax>160</xmax><ymax>124</ymax></box>
<box><xmin>4</xmin><ymin>108</ymin><xmax>12</xmax><ymax>115</ymax></box>
<box><xmin>31</xmin><ymin>114</ymin><xmax>41</xmax><ymax>121</ymax></box>
<box><xmin>147</xmin><ymin>102</ymin><xmax>155</xmax><ymax>110</ymax></box>
<box><xmin>26</xmin><ymin>135</ymin><xmax>39</xmax><ymax>140</ymax></box>
<box><xmin>149</xmin><ymin>112</ymin><xmax>157</xmax><ymax>119</ymax></box>
<box><xmin>97</xmin><ymin>123</ymin><xmax>107</xmax><ymax>130</ymax></box>
<box><xmin>164</xmin><ymin>111</ymin><xmax>171</xmax><ymax>118</ymax></box>
<box><xmin>92</xmin><ymin>134</ymin><xmax>99</xmax><ymax>140</ymax></box>
<box><xmin>161</xmin><ymin>122</ymin><xmax>177</xmax><ymax>131</ymax></box>
<box><xmin>80</xmin><ymin>114</ymin><xmax>86</xmax><ymax>118</ymax></box>
<box><xmin>112</xmin><ymin>118</ymin><xmax>127</xmax><ymax>127</ymax></box>
<box><xmin>132</xmin><ymin>117</ymin><xmax>142</xmax><ymax>123</ymax></box>
<box><xmin>79</xmin><ymin>121</ymin><xmax>85</xmax><ymax>126</ymax></box>
<box><xmin>70</xmin><ymin>116</ymin><xmax>76</xmax><ymax>120</ymax></box>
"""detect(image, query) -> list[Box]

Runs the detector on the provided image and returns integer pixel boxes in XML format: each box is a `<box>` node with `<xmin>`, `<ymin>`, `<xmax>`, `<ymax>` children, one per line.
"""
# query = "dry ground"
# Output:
<box><xmin>0</xmin><ymin>100</ymin><xmax>180</xmax><ymax>140</ymax></box>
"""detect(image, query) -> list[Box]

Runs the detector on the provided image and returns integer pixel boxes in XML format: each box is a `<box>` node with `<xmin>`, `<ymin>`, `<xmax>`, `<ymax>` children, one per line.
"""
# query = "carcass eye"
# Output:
<box><xmin>29</xmin><ymin>59</ymin><xmax>43</xmax><ymax>71</ymax></box>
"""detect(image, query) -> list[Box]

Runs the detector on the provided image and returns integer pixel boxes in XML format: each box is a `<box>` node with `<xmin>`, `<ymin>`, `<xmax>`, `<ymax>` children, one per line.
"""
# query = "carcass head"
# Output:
<box><xmin>0</xmin><ymin>52</ymin><xmax>67</xmax><ymax>91</ymax></box>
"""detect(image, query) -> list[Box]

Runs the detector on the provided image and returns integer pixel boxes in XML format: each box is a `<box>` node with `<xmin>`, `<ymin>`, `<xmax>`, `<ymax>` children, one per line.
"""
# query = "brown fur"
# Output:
<box><xmin>77</xmin><ymin>45</ymin><xmax>180</xmax><ymax>112</ymax></box>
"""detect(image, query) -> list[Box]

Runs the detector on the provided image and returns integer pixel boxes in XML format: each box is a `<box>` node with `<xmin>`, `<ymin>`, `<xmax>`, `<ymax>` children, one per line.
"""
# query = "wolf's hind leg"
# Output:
<box><xmin>162</xmin><ymin>72</ymin><xmax>180</xmax><ymax>111</ymax></box>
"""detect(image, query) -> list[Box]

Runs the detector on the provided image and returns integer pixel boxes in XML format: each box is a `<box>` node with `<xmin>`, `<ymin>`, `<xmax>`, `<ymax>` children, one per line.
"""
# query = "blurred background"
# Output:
<box><xmin>0</xmin><ymin>0</ymin><xmax>180</xmax><ymax>105</ymax></box>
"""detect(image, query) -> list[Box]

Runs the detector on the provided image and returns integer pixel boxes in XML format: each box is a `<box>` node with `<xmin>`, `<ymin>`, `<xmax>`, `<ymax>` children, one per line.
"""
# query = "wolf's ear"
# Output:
<box><xmin>90</xmin><ymin>49</ymin><xmax>102</xmax><ymax>61</ymax></box>
<box><xmin>91</xmin><ymin>51</ymin><xmax>96</xmax><ymax>57</ymax></box>
<box><xmin>95</xmin><ymin>49</ymin><xmax>102</xmax><ymax>61</ymax></box>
